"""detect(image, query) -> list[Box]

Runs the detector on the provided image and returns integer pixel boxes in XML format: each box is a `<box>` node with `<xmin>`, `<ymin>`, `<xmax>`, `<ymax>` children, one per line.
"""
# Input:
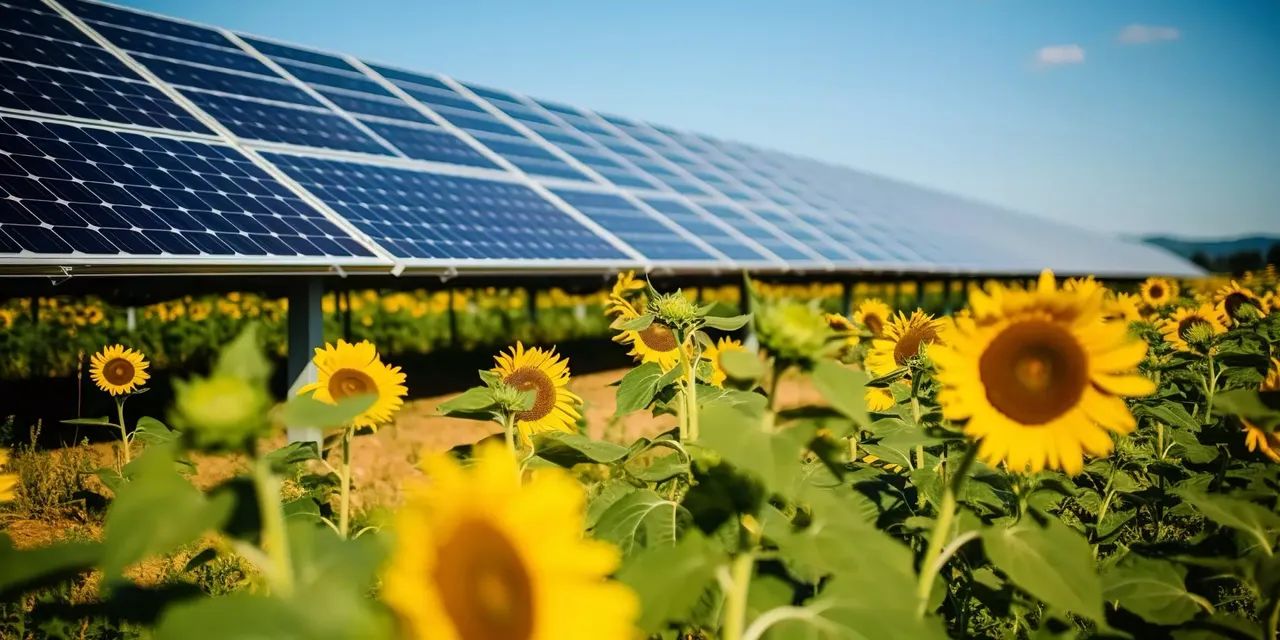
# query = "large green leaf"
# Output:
<box><xmin>282</xmin><ymin>393</ymin><xmax>377</xmax><ymax>429</ymax></box>
<box><xmin>593</xmin><ymin>489</ymin><xmax>692</xmax><ymax>558</ymax></box>
<box><xmin>435</xmin><ymin>387</ymin><xmax>497</xmax><ymax>419</ymax></box>
<box><xmin>586</xmin><ymin>480</ymin><xmax>639</xmax><ymax>529</ymax></box>
<box><xmin>1170</xmin><ymin>613</ymin><xmax>1263</xmax><ymax>640</ymax></box>
<box><xmin>1176</xmin><ymin>491</ymin><xmax>1280</xmax><ymax>550</ymax></box>
<box><xmin>1214</xmin><ymin>389</ymin><xmax>1280</xmax><ymax>432</ymax></box>
<box><xmin>1169</xmin><ymin>428</ymin><xmax>1219</xmax><ymax>464</ymax></box>
<box><xmin>627</xmin><ymin>453</ymin><xmax>690</xmax><ymax>483</ymax></box>
<box><xmin>981</xmin><ymin>515</ymin><xmax>1106</xmax><ymax>623</ymax></box>
<box><xmin>702</xmin><ymin>313</ymin><xmax>751</xmax><ymax>331</ymax></box>
<box><xmin>0</xmin><ymin>534</ymin><xmax>103</xmax><ymax>599</ymax></box>
<box><xmin>264</xmin><ymin>441</ymin><xmax>321</xmax><ymax>474</ymax></box>
<box><xmin>617</xmin><ymin>531</ymin><xmax>725</xmax><ymax>635</ymax></box>
<box><xmin>1138</xmin><ymin>401</ymin><xmax>1203</xmax><ymax>432</ymax></box>
<box><xmin>810</xmin><ymin>359</ymin><xmax>871</xmax><ymax>430</ymax></box>
<box><xmin>132</xmin><ymin>415</ymin><xmax>179</xmax><ymax>445</ymax></box>
<box><xmin>698</xmin><ymin>403</ymin><xmax>805</xmax><ymax>495</ymax></box>
<box><xmin>1103</xmin><ymin>554</ymin><xmax>1205</xmax><ymax>626</ymax></box>
<box><xmin>533</xmin><ymin>432</ymin><xmax>631</xmax><ymax>467</ymax></box>
<box><xmin>719</xmin><ymin>348</ymin><xmax>765</xmax><ymax>382</ymax></box>
<box><xmin>615</xmin><ymin>362</ymin><xmax>671</xmax><ymax>416</ymax></box>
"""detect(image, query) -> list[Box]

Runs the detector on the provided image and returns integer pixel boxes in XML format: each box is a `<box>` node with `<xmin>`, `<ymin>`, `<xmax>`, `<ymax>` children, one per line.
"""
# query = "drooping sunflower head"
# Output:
<box><xmin>864</xmin><ymin>309</ymin><xmax>948</xmax><ymax>376</ymax></box>
<box><xmin>702</xmin><ymin>337</ymin><xmax>746</xmax><ymax>388</ymax></box>
<box><xmin>1159</xmin><ymin>305</ymin><xmax>1227</xmax><ymax>353</ymax></box>
<box><xmin>609</xmin><ymin>298</ymin><xmax>684</xmax><ymax>372</ymax></box>
<box><xmin>824</xmin><ymin>313</ymin><xmax>859</xmax><ymax>352</ymax></box>
<box><xmin>852</xmin><ymin>299</ymin><xmax>893</xmax><ymax>339</ymax></box>
<box><xmin>382</xmin><ymin>442</ymin><xmax>639</xmax><ymax>640</ymax></box>
<box><xmin>1214</xmin><ymin>281</ymin><xmax>1271</xmax><ymax>326</ymax></box>
<box><xmin>931</xmin><ymin>275</ymin><xmax>1156</xmax><ymax>476</ymax></box>
<box><xmin>298</xmin><ymin>340</ymin><xmax>407</xmax><ymax>430</ymax></box>
<box><xmin>89</xmin><ymin>344</ymin><xmax>150</xmax><ymax>396</ymax></box>
<box><xmin>1243</xmin><ymin>358</ymin><xmax>1280</xmax><ymax>463</ymax></box>
<box><xmin>1139</xmin><ymin>277</ymin><xmax>1179</xmax><ymax>308</ymax></box>
<box><xmin>492</xmin><ymin>342</ymin><xmax>582</xmax><ymax>441</ymax></box>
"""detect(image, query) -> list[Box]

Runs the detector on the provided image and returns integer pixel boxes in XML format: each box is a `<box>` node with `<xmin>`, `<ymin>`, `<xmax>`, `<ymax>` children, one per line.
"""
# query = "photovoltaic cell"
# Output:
<box><xmin>91</xmin><ymin>24</ymin><xmax>276</xmax><ymax>76</ymax></box>
<box><xmin>476</xmin><ymin>138</ymin><xmax>592</xmax><ymax>182</ymax></box>
<box><xmin>280</xmin><ymin>62</ymin><xmax>394</xmax><ymax>98</ymax></box>
<box><xmin>264</xmin><ymin>152</ymin><xmax>630</xmax><ymax>261</ymax></box>
<box><xmin>698</xmin><ymin>204</ymin><xmax>819</xmax><ymax>263</ymax></box>
<box><xmin>242</xmin><ymin>37</ymin><xmax>359</xmax><ymax>73</ymax></box>
<box><xmin>144</xmin><ymin>58</ymin><xmax>321</xmax><ymax>107</ymax></box>
<box><xmin>551</xmin><ymin>190</ymin><xmax>718</xmax><ymax>262</ymax></box>
<box><xmin>0</xmin><ymin>115</ymin><xmax>374</xmax><ymax>258</ymax></box>
<box><xmin>185</xmin><ymin>92</ymin><xmax>392</xmax><ymax>155</ymax></box>
<box><xmin>319</xmin><ymin>90</ymin><xmax>432</xmax><ymax>125</ymax></box>
<box><xmin>359</xmin><ymin>121</ymin><xmax>498</xmax><ymax>168</ymax></box>
<box><xmin>60</xmin><ymin>0</ymin><xmax>232</xmax><ymax>48</ymax></box>
<box><xmin>1</xmin><ymin>6</ymin><xmax>139</xmax><ymax>78</ymax></box>
<box><xmin>640</xmin><ymin>197</ymin><xmax>773</xmax><ymax>263</ymax></box>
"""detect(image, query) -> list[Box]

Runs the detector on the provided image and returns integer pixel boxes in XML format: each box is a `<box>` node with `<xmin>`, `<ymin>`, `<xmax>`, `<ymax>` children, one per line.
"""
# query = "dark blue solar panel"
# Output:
<box><xmin>2</xmin><ymin>4</ymin><xmax>99</xmax><ymax>43</ymax></box>
<box><xmin>367</xmin><ymin>64</ymin><xmax>453</xmax><ymax>92</ymax></box>
<box><xmin>530</xmin><ymin>127</ymin><xmax>590</xmax><ymax>148</ymax></box>
<box><xmin>145</xmin><ymin>59</ymin><xmax>321</xmax><ymax>106</ymax></box>
<box><xmin>403</xmin><ymin>87</ymin><xmax>490</xmax><ymax>114</ymax></box>
<box><xmin>494</xmin><ymin>105</ymin><xmax>557</xmax><ymax>127</ymax></box>
<box><xmin>242</xmin><ymin>36</ymin><xmax>358</xmax><ymax>72</ymax></box>
<box><xmin>699</xmin><ymin>204</ymin><xmax>818</xmax><ymax>262</ymax></box>
<box><xmin>476</xmin><ymin>139</ymin><xmax>591</xmax><ymax>181</ymax></box>
<box><xmin>281</xmin><ymin>62</ymin><xmax>394</xmax><ymax>98</ymax></box>
<box><xmin>747</xmin><ymin>206</ymin><xmax>856</xmax><ymax>262</ymax></box>
<box><xmin>534</xmin><ymin>99</ymin><xmax>583</xmax><ymax>118</ymax></box>
<box><xmin>0</xmin><ymin>28</ymin><xmax>140</xmax><ymax>78</ymax></box>
<box><xmin>319</xmin><ymin>90</ymin><xmax>431</xmax><ymax>124</ymax></box>
<box><xmin>264</xmin><ymin>153</ymin><xmax>629</xmax><ymax>262</ymax></box>
<box><xmin>551</xmin><ymin>190</ymin><xmax>718</xmax><ymax>262</ymax></box>
<box><xmin>186</xmin><ymin>92</ymin><xmax>392</xmax><ymax>155</ymax></box>
<box><xmin>94</xmin><ymin>25</ymin><xmax>277</xmax><ymax>76</ymax></box>
<box><xmin>438</xmin><ymin>112</ymin><xmax>522</xmax><ymax>139</ymax></box>
<box><xmin>61</xmin><ymin>0</ymin><xmax>230</xmax><ymax>47</ymax></box>
<box><xmin>359</xmin><ymin>121</ymin><xmax>498</xmax><ymax>168</ymax></box>
<box><xmin>0</xmin><ymin>116</ymin><xmax>373</xmax><ymax>258</ymax></box>
<box><xmin>1</xmin><ymin>0</ymin><xmax>55</xmax><ymax>14</ymax></box>
<box><xmin>459</xmin><ymin>83</ymin><xmax>523</xmax><ymax>105</ymax></box>
<box><xmin>640</xmin><ymin>197</ymin><xmax>771</xmax><ymax>262</ymax></box>
<box><xmin>0</xmin><ymin>60</ymin><xmax>211</xmax><ymax>134</ymax></box>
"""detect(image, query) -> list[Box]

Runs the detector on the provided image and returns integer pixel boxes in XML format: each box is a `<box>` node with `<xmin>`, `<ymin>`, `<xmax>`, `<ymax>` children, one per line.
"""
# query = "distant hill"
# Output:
<box><xmin>1138</xmin><ymin>235</ymin><xmax>1279</xmax><ymax>261</ymax></box>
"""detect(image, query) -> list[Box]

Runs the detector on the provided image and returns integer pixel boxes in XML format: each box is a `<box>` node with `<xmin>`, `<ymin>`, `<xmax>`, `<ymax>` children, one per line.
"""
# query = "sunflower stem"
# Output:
<box><xmin>1268</xmin><ymin>595</ymin><xmax>1280</xmax><ymax>640</ymax></box>
<box><xmin>1204</xmin><ymin>352</ymin><xmax>1217</xmax><ymax>422</ymax></box>
<box><xmin>502</xmin><ymin>412</ymin><xmax>520</xmax><ymax>467</ymax></box>
<box><xmin>338</xmin><ymin>424</ymin><xmax>354</xmax><ymax>539</ymax></box>
<box><xmin>681</xmin><ymin>336</ymin><xmax>702</xmax><ymax>442</ymax></box>
<box><xmin>115</xmin><ymin>396</ymin><xmax>130</xmax><ymax>467</ymax></box>
<box><xmin>722</xmin><ymin>551</ymin><xmax>755</xmax><ymax>640</ymax></box>
<box><xmin>252</xmin><ymin>455</ymin><xmax>293</xmax><ymax>597</ymax></box>
<box><xmin>916</xmin><ymin>443</ymin><xmax>978</xmax><ymax>618</ymax></box>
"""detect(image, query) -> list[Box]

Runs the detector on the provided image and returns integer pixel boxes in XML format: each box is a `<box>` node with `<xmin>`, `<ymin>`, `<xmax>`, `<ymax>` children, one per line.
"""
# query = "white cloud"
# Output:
<box><xmin>1118</xmin><ymin>25</ymin><xmax>1182</xmax><ymax>44</ymax></box>
<box><xmin>1034</xmin><ymin>44</ymin><xmax>1086</xmax><ymax>67</ymax></box>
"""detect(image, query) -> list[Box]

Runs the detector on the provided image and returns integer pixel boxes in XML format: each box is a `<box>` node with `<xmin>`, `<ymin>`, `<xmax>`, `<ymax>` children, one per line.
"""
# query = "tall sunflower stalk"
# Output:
<box><xmin>87</xmin><ymin>344</ymin><xmax>151</xmax><ymax>467</ymax></box>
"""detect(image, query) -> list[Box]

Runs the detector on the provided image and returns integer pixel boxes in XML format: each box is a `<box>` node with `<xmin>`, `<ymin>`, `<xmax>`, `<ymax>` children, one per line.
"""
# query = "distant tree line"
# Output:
<box><xmin>1190</xmin><ymin>242</ymin><xmax>1280</xmax><ymax>275</ymax></box>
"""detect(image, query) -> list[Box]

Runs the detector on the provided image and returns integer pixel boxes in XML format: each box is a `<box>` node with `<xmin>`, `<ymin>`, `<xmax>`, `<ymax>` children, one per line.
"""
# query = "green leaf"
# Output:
<box><xmin>132</xmin><ymin>416</ymin><xmax>179</xmax><ymax>445</ymax></box>
<box><xmin>1139</xmin><ymin>401</ymin><xmax>1203</xmax><ymax>432</ymax></box>
<box><xmin>698</xmin><ymin>403</ymin><xmax>804</xmax><ymax>495</ymax></box>
<box><xmin>862</xmin><ymin>443</ymin><xmax>913</xmax><ymax>470</ymax></box>
<box><xmin>264</xmin><ymin>441</ymin><xmax>321</xmax><ymax>474</ymax></box>
<box><xmin>212</xmin><ymin>324</ymin><xmax>273</xmax><ymax>383</ymax></box>
<box><xmin>615</xmin><ymin>362</ymin><xmax>670</xmax><ymax>416</ymax></box>
<box><xmin>867</xmin><ymin>367</ymin><xmax>910</xmax><ymax>387</ymax></box>
<box><xmin>1214</xmin><ymin>389</ymin><xmax>1280</xmax><ymax>432</ymax></box>
<box><xmin>702</xmin><ymin>313</ymin><xmax>751</xmax><ymax>331</ymax></box>
<box><xmin>617</xmin><ymin>531</ymin><xmax>725</xmax><ymax>635</ymax></box>
<box><xmin>616</xmin><ymin>313</ymin><xmax>656</xmax><ymax>331</ymax></box>
<box><xmin>627</xmin><ymin>453</ymin><xmax>690</xmax><ymax>483</ymax></box>
<box><xmin>435</xmin><ymin>386</ymin><xmax>497</xmax><ymax>418</ymax></box>
<box><xmin>1170</xmin><ymin>428</ymin><xmax>1219</xmax><ymax>464</ymax></box>
<box><xmin>283</xmin><ymin>392</ymin><xmax>377</xmax><ymax>429</ymax></box>
<box><xmin>0</xmin><ymin>534</ymin><xmax>103</xmax><ymax>599</ymax></box>
<box><xmin>811</xmin><ymin>359</ymin><xmax>871</xmax><ymax>430</ymax></box>
<box><xmin>586</xmin><ymin>480</ymin><xmax>639</xmax><ymax>529</ymax></box>
<box><xmin>532</xmin><ymin>432</ymin><xmax>631</xmax><ymax>467</ymax></box>
<box><xmin>61</xmin><ymin>416</ymin><xmax>115</xmax><ymax>427</ymax></box>
<box><xmin>981</xmin><ymin>514</ymin><xmax>1106</xmax><ymax>623</ymax></box>
<box><xmin>99</xmin><ymin>445</ymin><xmax>235</xmax><ymax>584</ymax></box>
<box><xmin>593</xmin><ymin>489</ymin><xmax>692</xmax><ymax>558</ymax></box>
<box><xmin>1103</xmin><ymin>554</ymin><xmax>1206</xmax><ymax>626</ymax></box>
<box><xmin>1175</xmin><ymin>490</ymin><xmax>1280</xmax><ymax>550</ymax></box>
<box><xmin>719</xmin><ymin>348</ymin><xmax>765</xmax><ymax>381</ymax></box>
<box><xmin>478</xmin><ymin>369</ymin><xmax>503</xmax><ymax>388</ymax></box>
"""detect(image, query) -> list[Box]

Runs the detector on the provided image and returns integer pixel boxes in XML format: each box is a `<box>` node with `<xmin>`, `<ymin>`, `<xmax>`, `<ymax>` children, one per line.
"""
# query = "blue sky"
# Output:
<box><xmin>117</xmin><ymin>0</ymin><xmax>1280</xmax><ymax>240</ymax></box>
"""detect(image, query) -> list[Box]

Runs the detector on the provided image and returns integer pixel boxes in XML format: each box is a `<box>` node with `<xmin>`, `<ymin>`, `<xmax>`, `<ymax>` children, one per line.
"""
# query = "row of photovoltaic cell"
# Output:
<box><xmin>549</xmin><ymin>190</ymin><xmax>717</xmax><ymax>262</ymax></box>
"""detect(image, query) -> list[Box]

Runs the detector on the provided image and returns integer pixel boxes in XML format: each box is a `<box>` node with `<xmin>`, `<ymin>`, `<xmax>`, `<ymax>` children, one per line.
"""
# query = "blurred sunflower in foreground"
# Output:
<box><xmin>1243</xmin><ymin>358</ymin><xmax>1280</xmax><ymax>463</ymax></box>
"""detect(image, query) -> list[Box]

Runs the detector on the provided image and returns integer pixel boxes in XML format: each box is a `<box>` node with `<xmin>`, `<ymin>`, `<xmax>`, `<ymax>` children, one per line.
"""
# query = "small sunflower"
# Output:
<box><xmin>1159</xmin><ymin>305</ymin><xmax>1227</xmax><ymax>352</ymax></box>
<box><xmin>607</xmin><ymin>292</ymin><xmax>684</xmax><ymax>371</ymax></box>
<box><xmin>1243</xmin><ymin>358</ymin><xmax>1280</xmax><ymax>463</ymax></box>
<box><xmin>89</xmin><ymin>344</ymin><xmax>150</xmax><ymax>396</ymax></box>
<box><xmin>492</xmin><ymin>342</ymin><xmax>582</xmax><ymax>441</ymax></box>
<box><xmin>1</xmin><ymin>449</ymin><xmax>16</xmax><ymax>502</ymax></box>
<box><xmin>853</xmin><ymin>299</ymin><xmax>893</xmax><ymax>339</ymax></box>
<box><xmin>1105</xmin><ymin>292</ymin><xmax>1144</xmax><ymax>324</ymax></box>
<box><xmin>1214</xmin><ymin>281</ymin><xmax>1271</xmax><ymax>326</ymax></box>
<box><xmin>864</xmin><ymin>309</ymin><xmax>949</xmax><ymax>376</ymax></box>
<box><xmin>702</xmin><ymin>337</ymin><xmax>746</xmax><ymax>388</ymax></box>
<box><xmin>931</xmin><ymin>270</ymin><xmax>1156</xmax><ymax>476</ymax></box>
<box><xmin>1139</xmin><ymin>277</ymin><xmax>1179</xmax><ymax>308</ymax></box>
<box><xmin>298</xmin><ymin>340</ymin><xmax>407</xmax><ymax>430</ymax></box>
<box><xmin>381</xmin><ymin>442</ymin><xmax>639</xmax><ymax>640</ymax></box>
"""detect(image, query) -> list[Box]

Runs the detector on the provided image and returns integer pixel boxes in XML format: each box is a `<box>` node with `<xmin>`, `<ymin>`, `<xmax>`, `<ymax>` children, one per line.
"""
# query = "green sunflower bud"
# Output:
<box><xmin>170</xmin><ymin>374</ymin><xmax>273</xmax><ymax>451</ymax></box>
<box><xmin>1185</xmin><ymin>322</ymin><xmax>1216</xmax><ymax>352</ymax></box>
<box><xmin>491</xmin><ymin>383</ymin><xmax>534</xmax><ymax>415</ymax></box>
<box><xmin>648</xmin><ymin>292</ymin><xmax>699</xmax><ymax>330</ymax></box>
<box><xmin>756</xmin><ymin>301</ymin><xmax>835</xmax><ymax>364</ymax></box>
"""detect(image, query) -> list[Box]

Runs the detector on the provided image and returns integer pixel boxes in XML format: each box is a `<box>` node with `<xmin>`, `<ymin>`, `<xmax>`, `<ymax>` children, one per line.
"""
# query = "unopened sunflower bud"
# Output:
<box><xmin>756</xmin><ymin>301</ymin><xmax>834</xmax><ymax>363</ymax></box>
<box><xmin>1234</xmin><ymin>303</ymin><xmax>1263</xmax><ymax>324</ymax></box>
<box><xmin>1185</xmin><ymin>322</ymin><xmax>1216</xmax><ymax>351</ymax></box>
<box><xmin>170</xmin><ymin>374</ymin><xmax>273</xmax><ymax>451</ymax></box>
<box><xmin>491</xmin><ymin>383</ymin><xmax>532</xmax><ymax>414</ymax></box>
<box><xmin>648</xmin><ymin>292</ymin><xmax>699</xmax><ymax>329</ymax></box>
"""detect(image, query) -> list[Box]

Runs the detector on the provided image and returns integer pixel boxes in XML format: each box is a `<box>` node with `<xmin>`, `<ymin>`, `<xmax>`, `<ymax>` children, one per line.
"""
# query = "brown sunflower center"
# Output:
<box><xmin>434</xmin><ymin>518</ymin><xmax>535</xmax><ymax>640</ymax></box>
<box><xmin>864</xmin><ymin>314</ymin><xmax>884</xmax><ymax>338</ymax></box>
<box><xmin>1178</xmin><ymin>316</ymin><xmax>1210</xmax><ymax>341</ymax></box>
<box><xmin>329</xmin><ymin>368</ymin><xmax>375</xmax><ymax>400</ymax></box>
<box><xmin>893</xmin><ymin>324</ymin><xmax>940</xmax><ymax>366</ymax></box>
<box><xmin>1223</xmin><ymin>292</ymin><xmax>1257</xmax><ymax>319</ymax></box>
<box><xmin>637</xmin><ymin>322</ymin><xmax>678</xmax><ymax>352</ymax></box>
<box><xmin>979</xmin><ymin>320</ymin><xmax>1089</xmax><ymax>425</ymax></box>
<box><xmin>103</xmin><ymin>358</ymin><xmax>135</xmax><ymax>386</ymax></box>
<box><xmin>1148</xmin><ymin>284</ymin><xmax>1164</xmax><ymax>300</ymax></box>
<box><xmin>504</xmin><ymin>367</ymin><xmax>555</xmax><ymax>421</ymax></box>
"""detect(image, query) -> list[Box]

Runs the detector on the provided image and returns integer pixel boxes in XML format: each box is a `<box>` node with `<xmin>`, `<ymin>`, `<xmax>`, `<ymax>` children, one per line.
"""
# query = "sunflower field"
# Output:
<box><xmin>3</xmin><ymin>265</ymin><xmax>1280</xmax><ymax>640</ymax></box>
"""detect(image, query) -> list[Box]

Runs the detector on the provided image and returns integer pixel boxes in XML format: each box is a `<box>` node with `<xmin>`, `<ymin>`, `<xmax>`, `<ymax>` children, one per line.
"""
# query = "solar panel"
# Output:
<box><xmin>639</xmin><ymin>197</ymin><xmax>777</xmax><ymax>264</ymax></box>
<box><xmin>550</xmin><ymin>189</ymin><xmax>722</xmax><ymax>263</ymax></box>
<box><xmin>185</xmin><ymin>92</ymin><xmax>393</xmax><ymax>155</ymax></box>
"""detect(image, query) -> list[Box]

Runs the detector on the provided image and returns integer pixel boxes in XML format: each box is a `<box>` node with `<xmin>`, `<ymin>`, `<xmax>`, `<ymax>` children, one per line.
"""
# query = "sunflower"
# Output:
<box><xmin>1159</xmin><ymin>305</ymin><xmax>1227</xmax><ymax>352</ymax></box>
<box><xmin>1064</xmin><ymin>276</ymin><xmax>1106</xmax><ymax>299</ymax></box>
<box><xmin>1243</xmin><ymin>358</ymin><xmax>1280</xmax><ymax>463</ymax></box>
<box><xmin>864</xmin><ymin>310</ymin><xmax>949</xmax><ymax>376</ymax></box>
<box><xmin>606</xmin><ymin>289</ymin><xmax>684</xmax><ymax>371</ymax></box>
<box><xmin>853</xmin><ymin>299</ymin><xmax>893</xmax><ymax>339</ymax></box>
<box><xmin>1105</xmin><ymin>292</ymin><xmax>1144</xmax><ymax>323</ymax></box>
<box><xmin>931</xmin><ymin>270</ymin><xmax>1156</xmax><ymax>476</ymax></box>
<box><xmin>865</xmin><ymin>386</ymin><xmax>897</xmax><ymax>412</ymax></box>
<box><xmin>298</xmin><ymin>340</ymin><xmax>407</xmax><ymax>430</ymax></box>
<box><xmin>492</xmin><ymin>342</ymin><xmax>582</xmax><ymax>441</ymax></box>
<box><xmin>89</xmin><ymin>344</ymin><xmax>150</xmax><ymax>396</ymax></box>
<box><xmin>1214</xmin><ymin>281</ymin><xmax>1271</xmax><ymax>326</ymax></box>
<box><xmin>1139</xmin><ymin>277</ymin><xmax>1179</xmax><ymax>308</ymax></box>
<box><xmin>1</xmin><ymin>449</ymin><xmax>15</xmax><ymax>502</ymax></box>
<box><xmin>702</xmin><ymin>337</ymin><xmax>746</xmax><ymax>387</ymax></box>
<box><xmin>381</xmin><ymin>442</ymin><xmax>639</xmax><ymax>640</ymax></box>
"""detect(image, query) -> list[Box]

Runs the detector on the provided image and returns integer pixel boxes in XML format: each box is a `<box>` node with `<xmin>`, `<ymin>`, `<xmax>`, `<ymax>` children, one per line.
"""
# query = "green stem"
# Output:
<box><xmin>911</xmin><ymin>394</ymin><xmax>926</xmax><ymax>508</ymax></box>
<box><xmin>1155</xmin><ymin>422</ymin><xmax>1166</xmax><ymax>543</ymax></box>
<box><xmin>1268</xmin><ymin>597</ymin><xmax>1280</xmax><ymax>640</ymax></box>
<box><xmin>767</xmin><ymin>360</ymin><xmax>783</xmax><ymax>413</ymax></box>
<box><xmin>916</xmin><ymin>444</ymin><xmax>978</xmax><ymax>618</ymax></box>
<box><xmin>252</xmin><ymin>456</ymin><xmax>293</xmax><ymax>597</ymax></box>
<box><xmin>339</xmin><ymin>425</ymin><xmax>353</xmax><ymax>539</ymax></box>
<box><xmin>115</xmin><ymin>396</ymin><xmax>130</xmax><ymax>467</ymax></box>
<box><xmin>680</xmin><ymin>337</ymin><xmax>701</xmax><ymax>442</ymax></box>
<box><xmin>722</xmin><ymin>552</ymin><xmax>755</xmax><ymax>640</ymax></box>
<box><xmin>503</xmin><ymin>412</ymin><xmax>519</xmax><ymax>462</ymax></box>
<box><xmin>1205</xmin><ymin>352</ymin><xmax>1217</xmax><ymax>422</ymax></box>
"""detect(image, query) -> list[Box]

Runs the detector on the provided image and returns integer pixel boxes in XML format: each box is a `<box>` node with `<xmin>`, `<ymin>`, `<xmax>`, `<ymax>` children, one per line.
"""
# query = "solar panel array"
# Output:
<box><xmin>0</xmin><ymin>0</ymin><xmax>1203</xmax><ymax>278</ymax></box>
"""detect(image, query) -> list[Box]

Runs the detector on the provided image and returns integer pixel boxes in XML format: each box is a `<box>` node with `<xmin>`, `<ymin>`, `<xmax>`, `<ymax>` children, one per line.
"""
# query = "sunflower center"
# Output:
<box><xmin>864</xmin><ymin>314</ymin><xmax>884</xmax><ymax>338</ymax></box>
<box><xmin>637</xmin><ymin>322</ymin><xmax>678</xmax><ymax>352</ymax></box>
<box><xmin>434</xmin><ymin>518</ymin><xmax>535</xmax><ymax>640</ymax></box>
<box><xmin>504</xmin><ymin>367</ymin><xmax>556</xmax><ymax>421</ymax></box>
<box><xmin>893</xmin><ymin>324</ymin><xmax>940</xmax><ymax>366</ymax></box>
<box><xmin>104</xmin><ymin>358</ymin><xmax>135</xmax><ymax>386</ymax></box>
<box><xmin>1148</xmin><ymin>284</ymin><xmax>1164</xmax><ymax>300</ymax></box>
<box><xmin>1178</xmin><ymin>316</ymin><xmax>1210</xmax><ymax>341</ymax></box>
<box><xmin>329</xmin><ymin>368</ymin><xmax>375</xmax><ymax>400</ymax></box>
<box><xmin>1223</xmin><ymin>292</ymin><xmax>1256</xmax><ymax>319</ymax></box>
<box><xmin>979</xmin><ymin>320</ymin><xmax>1089</xmax><ymax>426</ymax></box>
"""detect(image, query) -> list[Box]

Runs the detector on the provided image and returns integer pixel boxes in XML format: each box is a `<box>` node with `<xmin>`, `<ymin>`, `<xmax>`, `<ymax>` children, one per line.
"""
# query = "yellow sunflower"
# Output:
<box><xmin>865</xmin><ymin>386</ymin><xmax>897</xmax><ymax>412</ymax></box>
<box><xmin>606</xmin><ymin>291</ymin><xmax>684</xmax><ymax>371</ymax></box>
<box><xmin>864</xmin><ymin>309</ymin><xmax>949</xmax><ymax>376</ymax></box>
<box><xmin>89</xmin><ymin>344</ymin><xmax>150</xmax><ymax>396</ymax></box>
<box><xmin>1064</xmin><ymin>275</ymin><xmax>1107</xmax><ymax>299</ymax></box>
<box><xmin>1105</xmin><ymin>292</ymin><xmax>1144</xmax><ymax>323</ymax></box>
<box><xmin>1</xmin><ymin>449</ymin><xmax>15</xmax><ymax>502</ymax></box>
<box><xmin>1159</xmin><ymin>305</ymin><xmax>1227</xmax><ymax>352</ymax></box>
<box><xmin>853</xmin><ymin>299</ymin><xmax>893</xmax><ymax>339</ymax></box>
<box><xmin>1214</xmin><ymin>281</ymin><xmax>1271</xmax><ymax>326</ymax></box>
<box><xmin>1243</xmin><ymin>358</ymin><xmax>1280</xmax><ymax>463</ymax></box>
<box><xmin>382</xmin><ymin>442</ymin><xmax>638</xmax><ymax>640</ymax></box>
<box><xmin>492</xmin><ymin>342</ymin><xmax>582</xmax><ymax>441</ymax></box>
<box><xmin>1139</xmin><ymin>277</ymin><xmax>1179</xmax><ymax>308</ymax></box>
<box><xmin>298</xmin><ymin>340</ymin><xmax>407</xmax><ymax>430</ymax></box>
<box><xmin>702</xmin><ymin>337</ymin><xmax>746</xmax><ymax>388</ymax></box>
<box><xmin>931</xmin><ymin>270</ymin><xmax>1156</xmax><ymax>476</ymax></box>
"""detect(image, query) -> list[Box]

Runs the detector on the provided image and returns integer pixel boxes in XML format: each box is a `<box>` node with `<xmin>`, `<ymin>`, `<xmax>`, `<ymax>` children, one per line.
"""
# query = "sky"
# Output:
<box><xmin>116</xmin><ymin>0</ymin><xmax>1280</xmax><ymax>240</ymax></box>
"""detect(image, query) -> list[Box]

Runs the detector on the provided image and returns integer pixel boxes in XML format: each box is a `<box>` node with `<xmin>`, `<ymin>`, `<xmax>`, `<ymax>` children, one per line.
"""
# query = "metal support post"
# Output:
<box><xmin>840</xmin><ymin>282</ymin><xmax>853</xmax><ymax>318</ymax></box>
<box><xmin>891</xmin><ymin>281</ymin><xmax>902</xmax><ymax>312</ymax></box>
<box><xmin>914</xmin><ymin>279</ymin><xmax>926</xmax><ymax>312</ymax></box>
<box><xmin>942</xmin><ymin>279</ymin><xmax>956</xmax><ymax>315</ymax></box>
<box><xmin>287</xmin><ymin>278</ymin><xmax>325</xmax><ymax>449</ymax></box>
<box><xmin>740</xmin><ymin>278</ymin><xmax>758</xmax><ymax>351</ymax></box>
<box><xmin>448</xmin><ymin>289</ymin><xmax>459</xmax><ymax>348</ymax></box>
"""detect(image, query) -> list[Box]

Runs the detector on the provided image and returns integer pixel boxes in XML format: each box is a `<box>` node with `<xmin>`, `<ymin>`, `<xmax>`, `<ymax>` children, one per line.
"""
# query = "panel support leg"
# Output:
<box><xmin>914</xmin><ymin>278</ymin><xmax>926</xmax><ymax>312</ymax></box>
<box><xmin>840</xmin><ymin>281</ymin><xmax>853</xmax><ymax>317</ymax></box>
<box><xmin>287</xmin><ymin>278</ymin><xmax>324</xmax><ymax>450</ymax></box>
<box><xmin>448</xmin><ymin>289</ymin><xmax>458</xmax><ymax>349</ymax></box>
<box><xmin>740</xmin><ymin>278</ymin><xmax>758</xmax><ymax>351</ymax></box>
<box><xmin>526</xmin><ymin>287</ymin><xmax>539</xmax><ymax>342</ymax></box>
<box><xmin>942</xmin><ymin>279</ymin><xmax>955</xmax><ymax>315</ymax></box>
